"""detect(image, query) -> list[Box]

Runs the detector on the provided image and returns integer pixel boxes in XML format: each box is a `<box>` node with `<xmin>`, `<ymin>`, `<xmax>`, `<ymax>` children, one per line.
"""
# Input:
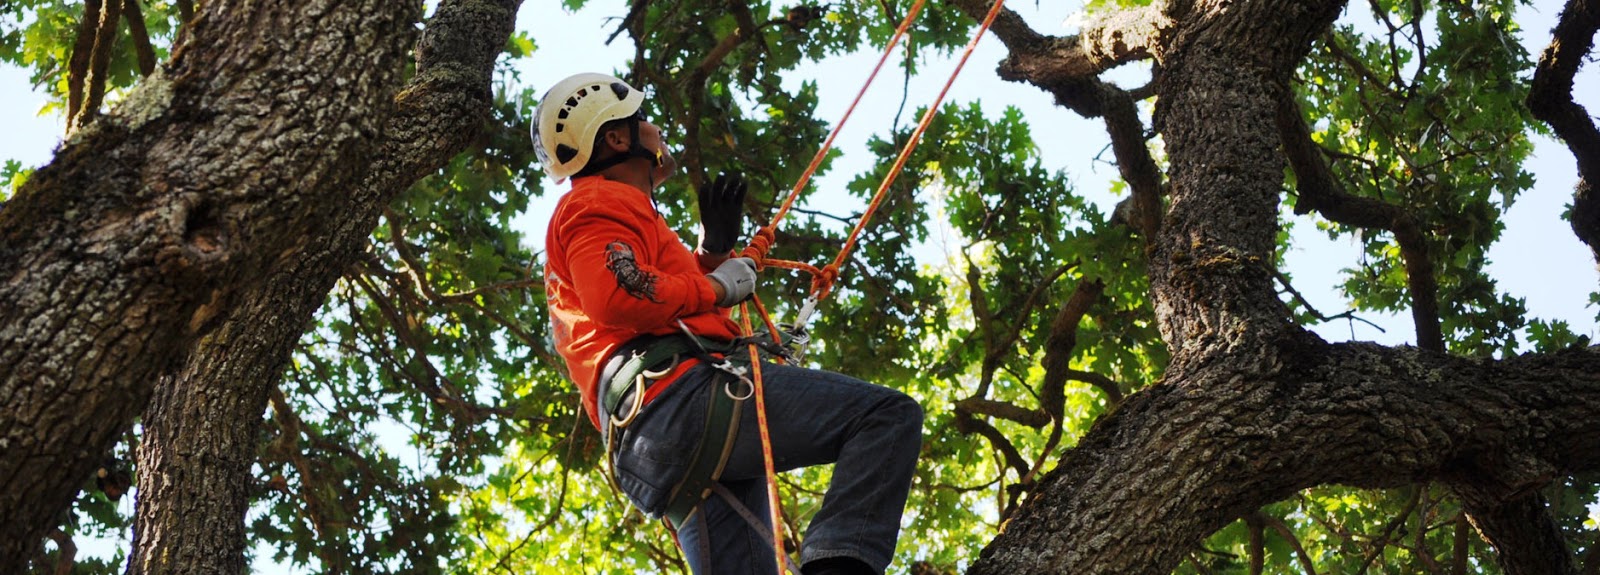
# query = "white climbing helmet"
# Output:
<box><xmin>531</xmin><ymin>73</ymin><xmax>647</xmax><ymax>183</ymax></box>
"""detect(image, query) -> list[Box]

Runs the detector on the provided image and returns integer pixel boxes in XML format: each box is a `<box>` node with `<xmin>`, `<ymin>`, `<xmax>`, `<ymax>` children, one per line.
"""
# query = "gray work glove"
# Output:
<box><xmin>706</xmin><ymin>257</ymin><xmax>757</xmax><ymax>307</ymax></box>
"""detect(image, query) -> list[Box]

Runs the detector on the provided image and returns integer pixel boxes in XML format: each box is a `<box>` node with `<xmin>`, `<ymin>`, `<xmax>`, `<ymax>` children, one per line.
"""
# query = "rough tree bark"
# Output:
<box><xmin>124</xmin><ymin>2</ymin><xmax>525</xmax><ymax>574</ymax></box>
<box><xmin>957</xmin><ymin>0</ymin><xmax>1600</xmax><ymax>573</ymax></box>
<box><xmin>0</xmin><ymin>0</ymin><xmax>417</xmax><ymax>570</ymax></box>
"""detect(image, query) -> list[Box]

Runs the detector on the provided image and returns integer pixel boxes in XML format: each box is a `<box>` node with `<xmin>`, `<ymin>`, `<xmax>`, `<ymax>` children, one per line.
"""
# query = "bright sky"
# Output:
<box><xmin>2</xmin><ymin>1</ymin><xmax>1597</xmax><ymax>572</ymax></box>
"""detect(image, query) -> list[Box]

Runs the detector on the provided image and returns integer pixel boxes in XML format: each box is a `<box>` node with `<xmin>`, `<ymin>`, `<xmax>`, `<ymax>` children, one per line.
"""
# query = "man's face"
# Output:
<box><xmin>638</xmin><ymin>118</ymin><xmax>678</xmax><ymax>184</ymax></box>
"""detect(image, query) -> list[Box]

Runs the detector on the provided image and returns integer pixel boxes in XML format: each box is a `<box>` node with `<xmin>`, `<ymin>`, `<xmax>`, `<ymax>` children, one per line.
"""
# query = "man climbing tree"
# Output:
<box><xmin>532</xmin><ymin>72</ymin><xmax>924</xmax><ymax>575</ymax></box>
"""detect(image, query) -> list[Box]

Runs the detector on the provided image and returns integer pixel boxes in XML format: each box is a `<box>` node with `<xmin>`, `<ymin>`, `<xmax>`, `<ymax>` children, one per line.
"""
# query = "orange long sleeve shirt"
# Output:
<box><xmin>545</xmin><ymin>175</ymin><xmax>740</xmax><ymax>429</ymax></box>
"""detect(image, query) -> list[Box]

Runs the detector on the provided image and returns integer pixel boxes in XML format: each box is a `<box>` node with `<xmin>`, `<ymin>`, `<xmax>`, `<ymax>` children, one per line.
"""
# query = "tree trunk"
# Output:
<box><xmin>0</xmin><ymin>0</ymin><xmax>418</xmax><ymax>569</ymax></box>
<box><xmin>127</xmin><ymin>285</ymin><xmax>309</xmax><ymax>575</ymax></box>
<box><xmin>124</xmin><ymin>2</ymin><xmax>525</xmax><ymax>574</ymax></box>
<box><xmin>967</xmin><ymin>0</ymin><xmax>1600</xmax><ymax>572</ymax></box>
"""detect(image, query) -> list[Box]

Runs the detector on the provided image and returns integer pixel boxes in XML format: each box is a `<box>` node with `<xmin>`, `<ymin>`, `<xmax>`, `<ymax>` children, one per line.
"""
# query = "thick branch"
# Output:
<box><xmin>953</xmin><ymin>412</ymin><xmax>1031</xmax><ymax>483</ymax></box>
<box><xmin>955</xmin><ymin>397</ymin><xmax>1051</xmax><ymax>428</ymax></box>
<box><xmin>952</xmin><ymin>0</ymin><xmax>1166</xmax><ymax>87</ymax></box>
<box><xmin>45</xmin><ymin>529</ymin><xmax>74</xmax><ymax>575</ymax></box>
<box><xmin>1528</xmin><ymin>0</ymin><xmax>1600</xmax><ymax>261</ymax></box>
<box><xmin>1458</xmin><ymin>492</ymin><xmax>1578</xmax><ymax>575</ymax></box>
<box><xmin>120</xmin><ymin>0</ymin><xmax>524</xmax><ymax>573</ymax></box>
<box><xmin>970</xmin><ymin>342</ymin><xmax>1600</xmax><ymax>574</ymax></box>
<box><xmin>1102</xmin><ymin>85</ymin><xmax>1163</xmax><ymax>237</ymax></box>
<box><xmin>1244</xmin><ymin>514</ymin><xmax>1265</xmax><ymax>575</ymax></box>
<box><xmin>1259</xmin><ymin>512</ymin><xmax>1319</xmax><ymax>575</ymax></box>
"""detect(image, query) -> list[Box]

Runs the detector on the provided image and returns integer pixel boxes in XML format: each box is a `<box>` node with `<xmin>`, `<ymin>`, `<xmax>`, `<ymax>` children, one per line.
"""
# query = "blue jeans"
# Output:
<box><xmin>612</xmin><ymin>362</ymin><xmax>923</xmax><ymax>574</ymax></box>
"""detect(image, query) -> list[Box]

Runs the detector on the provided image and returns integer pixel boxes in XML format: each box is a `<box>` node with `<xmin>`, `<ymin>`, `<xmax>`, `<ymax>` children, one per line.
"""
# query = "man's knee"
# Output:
<box><xmin>882</xmin><ymin>390</ymin><xmax>923</xmax><ymax>433</ymax></box>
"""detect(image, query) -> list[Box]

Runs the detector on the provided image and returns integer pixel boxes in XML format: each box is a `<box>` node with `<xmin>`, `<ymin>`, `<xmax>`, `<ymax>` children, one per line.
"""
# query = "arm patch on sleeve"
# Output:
<box><xmin>605</xmin><ymin>241</ymin><xmax>662</xmax><ymax>303</ymax></box>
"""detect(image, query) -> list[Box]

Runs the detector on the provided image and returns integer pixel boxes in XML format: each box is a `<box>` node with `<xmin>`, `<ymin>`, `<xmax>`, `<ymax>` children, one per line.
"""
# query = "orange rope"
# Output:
<box><xmin>738</xmin><ymin>305</ymin><xmax>786</xmax><ymax>574</ymax></box>
<box><xmin>726</xmin><ymin>2</ymin><xmax>1008</xmax><ymax>573</ymax></box>
<box><xmin>765</xmin><ymin>0</ymin><xmax>928</xmax><ymax>239</ymax></box>
<box><xmin>743</xmin><ymin>0</ymin><xmax>1009</xmax><ymax>302</ymax></box>
<box><xmin>818</xmin><ymin>0</ymin><xmax>1008</xmax><ymax>300</ymax></box>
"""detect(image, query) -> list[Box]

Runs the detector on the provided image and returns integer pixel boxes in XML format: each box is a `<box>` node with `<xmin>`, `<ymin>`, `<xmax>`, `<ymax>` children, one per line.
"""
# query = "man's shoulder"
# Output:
<box><xmin>558</xmin><ymin>177</ymin><xmax>651</xmax><ymax>217</ymax></box>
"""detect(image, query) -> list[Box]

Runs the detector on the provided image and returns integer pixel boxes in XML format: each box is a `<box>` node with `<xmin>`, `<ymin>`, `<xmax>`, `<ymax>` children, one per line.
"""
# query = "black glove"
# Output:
<box><xmin>697</xmin><ymin>171</ymin><xmax>747</xmax><ymax>254</ymax></box>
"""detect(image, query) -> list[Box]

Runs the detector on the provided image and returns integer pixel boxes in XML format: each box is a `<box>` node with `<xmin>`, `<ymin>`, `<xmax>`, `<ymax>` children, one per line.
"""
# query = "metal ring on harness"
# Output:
<box><xmin>724</xmin><ymin>374</ymin><xmax>754</xmax><ymax>401</ymax></box>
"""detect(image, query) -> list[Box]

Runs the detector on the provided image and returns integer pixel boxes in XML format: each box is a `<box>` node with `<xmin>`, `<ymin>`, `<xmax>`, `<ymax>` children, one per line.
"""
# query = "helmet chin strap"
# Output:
<box><xmin>576</xmin><ymin>118</ymin><xmax>664</xmax><ymax>213</ymax></box>
<box><xmin>574</xmin><ymin>118</ymin><xmax>663</xmax><ymax>175</ymax></box>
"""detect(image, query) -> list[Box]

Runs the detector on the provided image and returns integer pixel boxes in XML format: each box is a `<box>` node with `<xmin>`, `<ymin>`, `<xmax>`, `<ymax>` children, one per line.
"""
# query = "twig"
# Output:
<box><xmin>1260</xmin><ymin>511</ymin><xmax>1321</xmax><ymax>575</ymax></box>
<box><xmin>1355</xmin><ymin>488</ymin><xmax>1421</xmax><ymax>575</ymax></box>
<box><xmin>1272</xmin><ymin>269</ymin><xmax>1387</xmax><ymax>333</ymax></box>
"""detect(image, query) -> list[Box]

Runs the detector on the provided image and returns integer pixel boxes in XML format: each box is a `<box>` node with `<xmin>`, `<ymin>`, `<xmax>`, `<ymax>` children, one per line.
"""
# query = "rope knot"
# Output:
<box><xmin>740</xmin><ymin>228</ymin><xmax>777</xmax><ymax>269</ymax></box>
<box><xmin>811</xmin><ymin>264</ymin><xmax>840</xmax><ymax>300</ymax></box>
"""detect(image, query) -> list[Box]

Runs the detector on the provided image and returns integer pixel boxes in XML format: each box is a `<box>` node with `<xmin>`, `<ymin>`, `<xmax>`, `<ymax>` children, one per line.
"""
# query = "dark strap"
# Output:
<box><xmin>664</xmin><ymin>370</ymin><xmax>744</xmax><ymax>529</ymax></box>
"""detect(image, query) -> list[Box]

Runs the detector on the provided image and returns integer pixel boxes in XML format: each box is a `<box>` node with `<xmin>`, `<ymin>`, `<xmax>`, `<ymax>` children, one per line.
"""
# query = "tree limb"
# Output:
<box><xmin>951</xmin><ymin>0</ymin><xmax>1168</xmax><ymax>118</ymax></box>
<box><xmin>75</xmin><ymin>0</ymin><xmax>124</xmax><ymax>131</ymax></box>
<box><xmin>1527</xmin><ymin>0</ymin><xmax>1600</xmax><ymax>262</ymax></box>
<box><xmin>124</xmin><ymin>0</ymin><xmax>157</xmax><ymax>76</ymax></box>
<box><xmin>0</xmin><ymin>0</ymin><xmax>421</xmax><ymax>567</ymax></box>
<box><xmin>45</xmin><ymin>528</ymin><xmax>74</xmax><ymax>575</ymax></box>
<box><xmin>1458</xmin><ymin>491</ymin><xmax>1578</xmax><ymax>575</ymax></box>
<box><xmin>954</xmin><ymin>0</ymin><xmax>1165</xmax><ymax>84</ymax></box>
<box><xmin>122</xmin><ymin>1</ymin><xmax>525</xmax><ymax>572</ymax></box>
<box><xmin>1244</xmin><ymin>513</ymin><xmax>1265</xmax><ymax>575</ymax></box>
<box><xmin>65</xmin><ymin>0</ymin><xmax>103</xmax><ymax>128</ymax></box>
<box><xmin>955</xmin><ymin>397</ymin><xmax>1051</xmax><ymax>428</ymax></box>
<box><xmin>1355</xmin><ymin>487</ymin><xmax>1421</xmax><ymax>575</ymax></box>
<box><xmin>970</xmin><ymin>342</ymin><xmax>1600</xmax><ymax>574</ymax></box>
<box><xmin>1259</xmin><ymin>511</ymin><xmax>1319</xmax><ymax>575</ymax></box>
<box><xmin>1275</xmin><ymin>89</ymin><xmax>1443</xmax><ymax>352</ymax></box>
<box><xmin>676</xmin><ymin>0</ymin><xmax>767</xmax><ymax>190</ymax></box>
<box><xmin>953</xmin><ymin>411</ymin><xmax>1031</xmax><ymax>483</ymax></box>
<box><xmin>1040</xmin><ymin>279</ymin><xmax>1112</xmax><ymax>409</ymax></box>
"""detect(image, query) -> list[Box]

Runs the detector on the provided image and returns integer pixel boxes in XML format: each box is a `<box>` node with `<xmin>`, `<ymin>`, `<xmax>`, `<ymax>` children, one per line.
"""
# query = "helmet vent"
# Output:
<box><xmin>558</xmin><ymin>109</ymin><xmax>569</xmax><ymax>120</ymax></box>
<box><xmin>610</xmin><ymin>82</ymin><xmax>630</xmax><ymax>99</ymax></box>
<box><xmin>556</xmin><ymin>144</ymin><xmax>578</xmax><ymax>163</ymax></box>
<box><xmin>554</xmin><ymin>123</ymin><xmax>564</xmax><ymax>133</ymax></box>
<box><xmin>566</xmin><ymin>97</ymin><xmax>579</xmax><ymax>107</ymax></box>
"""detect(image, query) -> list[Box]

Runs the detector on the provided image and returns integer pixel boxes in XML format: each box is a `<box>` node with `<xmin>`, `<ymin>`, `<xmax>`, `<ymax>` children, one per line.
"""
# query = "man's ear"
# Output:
<box><xmin>601</xmin><ymin>126</ymin><xmax>631</xmax><ymax>154</ymax></box>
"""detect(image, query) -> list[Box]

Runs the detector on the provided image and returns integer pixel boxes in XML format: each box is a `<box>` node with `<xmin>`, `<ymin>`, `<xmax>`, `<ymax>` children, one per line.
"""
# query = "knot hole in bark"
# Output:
<box><xmin>182</xmin><ymin>197</ymin><xmax>226</xmax><ymax>257</ymax></box>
